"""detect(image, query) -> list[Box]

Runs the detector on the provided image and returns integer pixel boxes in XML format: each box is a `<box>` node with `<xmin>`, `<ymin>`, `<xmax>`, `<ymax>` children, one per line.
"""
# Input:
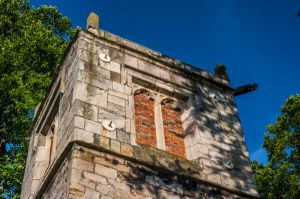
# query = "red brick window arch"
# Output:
<box><xmin>161</xmin><ymin>98</ymin><xmax>186</xmax><ymax>158</ymax></box>
<box><xmin>134</xmin><ymin>89</ymin><xmax>157</xmax><ymax>147</ymax></box>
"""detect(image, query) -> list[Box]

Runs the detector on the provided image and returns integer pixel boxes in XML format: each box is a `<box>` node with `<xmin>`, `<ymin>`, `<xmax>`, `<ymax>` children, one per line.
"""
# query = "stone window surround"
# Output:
<box><xmin>133</xmin><ymin>85</ymin><xmax>186</xmax><ymax>156</ymax></box>
<box><xmin>34</xmin><ymin>78</ymin><xmax>62</xmax><ymax>136</ymax></box>
<box><xmin>48</xmin><ymin>116</ymin><xmax>58</xmax><ymax>164</ymax></box>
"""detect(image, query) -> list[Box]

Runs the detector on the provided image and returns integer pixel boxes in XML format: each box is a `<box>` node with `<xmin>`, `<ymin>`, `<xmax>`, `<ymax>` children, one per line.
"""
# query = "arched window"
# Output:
<box><xmin>134</xmin><ymin>89</ymin><xmax>157</xmax><ymax>147</ymax></box>
<box><xmin>161</xmin><ymin>98</ymin><xmax>186</xmax><ymax>158</ymax></box>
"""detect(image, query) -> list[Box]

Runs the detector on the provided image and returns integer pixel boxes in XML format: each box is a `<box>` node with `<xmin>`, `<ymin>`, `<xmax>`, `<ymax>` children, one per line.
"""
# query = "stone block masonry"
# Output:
<box><xmin>37</xmin><ymin>142</ymin><xmax>255</xmax><ymax>199</ymax></box>
<box><xmin>21</xmin><ymin>14</ymin><xmax>259</xmax><ymax>199</ymax></box>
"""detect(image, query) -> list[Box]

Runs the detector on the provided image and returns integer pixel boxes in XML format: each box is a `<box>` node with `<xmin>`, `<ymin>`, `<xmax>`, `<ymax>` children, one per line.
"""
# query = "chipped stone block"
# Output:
<box><xmin>96</xmin><ymin>184</ymin><xmax>114</xmax><ymax>196</ymax></box>
<box><xmin>93</xmin><ymin>66</ymin><xmax>111</xmax><ymax>80</ymax></box>
<box><xmin>124</xmin><ymin>86</ymin><xmax>132</xmax><ymax>95</ymax></box>
<box><xmin>125</xmin><ymin>118</ymin><xmax>131</xmax><ymax>133</ymax></box>
<box><xmin>84</xmin><ymin>103</ymin><xmax>98</xmax><ymax>121</ymax></box>
<box><xmin>85</xmin><ymin>119</ymin><xmax>101</xmax><ymax>134</ymax></box>
<box><xmin>73</xmin><ymin>128</ymin><xmax>94</xmax><ymax>143</ymax></box>
<box><xmin>106</xmin><ymin>130</ymin><xmax>116</xmax><ymax>139</ymax></box>
<box><xmin>108</xmin><ymin>94</ymin><xmax>126</xmax><ymax>107</ymax></box>
<box><xmin>109</xmin><ymin>47</ymin><xmax>124</xmax><ymax>63</ymax></box>
<box><xmin>120</xmin><ymin>143</ymin><xmax>134</xmax><ymax>157</ymax></box>
<box><xmin>137</xmin><ymin>59</ymin><xmax>160</xmax><ymax>77</ymax></box>
<box><xmin>70</xmin><ymin>169</ymin><xmax>82</xmax><ymax>183</ymax></box>
<box><xmin>235</xmin><ymin>170</ymin><xmax>255</xmax><ymax>184</ymax></box>
<box><xmin>110</xmin><ymin>139</ymin><xmax>120</xmax><ymax>153</ymax></box>
<box><xmin>188</xmin><ymin>131</ymin><xmax>201</xmax><ymax>147</ymax></box>
<box><xmin>108</xmin><ymin>89</ymin><xmax>128</xmax><ymax>100</ymax></box>
<box><xmin>130</xmin><ymin>132</ymin><xmax>137</xmax><ymax>146</ymax></box>
<box><xmin>111</xmin><ymin>71</ymin><xmax>121</xmax><ymax>83</ymax></box>
<box><xmin>74</xmin><ymin>82</ymin><xmax>108</xmax><ymax>108</ymax></box>
<box><xmin>200</xmin><ymin>158</ymin><xmax>212</xmax><ymax>169</ymax></box>
<box><xmin>110</xmin><ymin>61</ymin><xmax>121</xmax><ymax>73</ymax></box>
<box><xmin>74</xmin><ymin>116</ymin><xmax>84</xmax><ymax>129</ymax></box>
<box><xmin>107</xmin><ymin>102</ymin><xmax>126</xmax><ymax>116</ymax></box>
<box><xmin>32</xmin><ymin>162</ymin><xmax>48</xmax><ymax>179</ymax></box>
<box><xmin>160</xmin><ymin>69</ymin><xmax>171</xmax><ymax>81</ymax></box>
<box><xmin>199</xmin><ymin>126</ymin><xmax>214</xmax><ymax>139</ymax></box>
<box><xmin>209</xmin><ymin>150</ymin><xmax>225</xmax><ymax>162</ymax></box>
<box><xmin>95</xmin><ymin>164</ymin><xmax>117</xmax><ymax>179</ymax></box>
<box><xmin>78</xmin><ymin>49</ymin><xmax>98</xmax><ymax>66</ymax></box>
<box><xmin>94</xmin><ymin>156</ymin><xmax>128</xmax><ymax>173</ymax></box>
<box><xmin>190</xmin><ymin>144</ymin><xmax>209</xmax><ymax>159</ymax></box>
<box><xmin>73</xmin><ymin>148</ymin><xmax>95</xmax><ymax>161</ymax></box>
<box><xmin>127</xmin><ymin>75</ymin><xmax>132</xmax><ymax>86</ymax></box>
<box><xmin>185</xmin><ymin>146</ymin><xmax>194</xmax><ymax>160</ymax></box>
<box><xmin>206</xmin><ymin>173</ymin><xmax>221</xmax><ymax>183</ymax></box>
<box><xmin>83</xmin><ymin>172</ymin><xmax>108</xmax><ymax>184</ymax></box>
<box><xmin>116</xmin><ymin>129</ymin><xmax>130</xmax><ymax>143</ymax></box>
<box><xmin>72</xmin><ymin>158</ymin><xmax>94</xmax><ymax>172</ymax></box>
<box><xmin>130</xmin><ymin>119</ymin><xmax>136</xmax><ymax>135</ymax></box>
<box><xmin>99</xmin><ymin>135</ymin><xmax>110</xmax><ymax>149</ymax></box>
<box><xmin>155</xmin><ymin>81</ymin><xmax>174</xmax><ymax>95</ymax></box>
<box><xmin>69</xmin><ymin>183</ymin><xmax>85</xmax><ymax>196</ymax></box>
<box><xmin>92</xmin><ymin>76</ymin><xmax>112</xmax><ymax>90</ymax></box>
<box><xmin>69</xmin><ymin>194</ymin><xmax>84</xmax><ymax>199</ymax></box>
<box><xmin>171</xmin><ymin>74</ymin><xmax>186</xmax><ymax>87</ymax></box>
<box><xmin>112</xmin><ymin>82</ymin><xmax>125</xmax><ymax>93</ymax></box>
<box><xmin>80</xmin><ymin>178</ymin><xmax>96</xmax><ymax>190</ymax></box>
<box><xmin>123</xmin><ymin>54</ymin><xmax>137</xmax><ymax>68</ymax></box>
<box><xmin>220</xmin><ymin>142</ymin><xmax>241</xmax><ymax>153</ymax></box>
<box><xmin>232</xmin><ymin>157</ymin><xmax>252</xmax><ymax>172</ymax></box>
<box><xmin>100</xmin><ymin>59</ymin><xmax>111</xmax><ymax>70</ymax></box>
<box><xmin>125</xmin><ymin>105</ymin><xmax>134</xmax><ymax>119</ymax></box>
<box><xmin>74</xmin><ymin>100</ymin><xmax>85</xmax><ymax>116</ymax></box>
<box><xmin>83</xmin><ymin>188</ymin><xmax>100</xmax><ymax>198</ymax></box>
<box><xmin>218</xmin><ymin>135</ymin><xmax>240</xmax><ymax>147</ymax></box>
<box><xmin>35</xmin><ymin>146</ymin><xmax>48</xmax><ymax>162</ymax></box>
<box><xmin>240</xmin><ymin>181</ymin><xmax>258</xmax><ymax>196</ymax></box>
<box><xmin>77</xmin><ymin>38</ymin><xmax>90</xmax><ymax>51</ymax></box>
<box><xmin>220</xmin><ymin>175</ymin><xmax>240</xmax><ymax>189</ymax></box>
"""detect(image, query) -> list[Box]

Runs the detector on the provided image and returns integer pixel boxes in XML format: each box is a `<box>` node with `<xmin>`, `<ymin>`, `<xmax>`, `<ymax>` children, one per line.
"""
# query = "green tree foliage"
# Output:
<box><xmin>0</xmin><ymin>0</ymin><xmax>77</xmax><ymax>197</ymax></box>
<box><xmin>252</xmin><ymin>94</ymin><xmax>300</xmax><ymax>199</ymax></box>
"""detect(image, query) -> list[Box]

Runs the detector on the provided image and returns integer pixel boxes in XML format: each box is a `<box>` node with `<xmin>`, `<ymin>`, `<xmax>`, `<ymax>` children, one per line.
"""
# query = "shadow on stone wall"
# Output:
<box><xmin>180</xmin><ymin>83</ymin><xmax>256</xmax><ymax>195</ymax></box>
<box><xmin>119</xmin><ymin>159</ymin><xmax>247</xmax><ymax>199</ymax></box>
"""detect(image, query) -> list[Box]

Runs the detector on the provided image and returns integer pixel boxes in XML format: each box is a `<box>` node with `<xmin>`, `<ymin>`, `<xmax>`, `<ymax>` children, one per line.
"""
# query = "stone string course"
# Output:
<box><xmin>21</xmin><ymin>28</ymin><xmax>259</xmax><ymax>199</ymax></box>
<box><xmin>69</xmin><ymin>144</ymin><xmax>251</xmax><ymax>199</ymax></box>
<box><xmin>37</xmin><ymin>141</ymin><xmax>254</xmax><ymax>199</ymax></box>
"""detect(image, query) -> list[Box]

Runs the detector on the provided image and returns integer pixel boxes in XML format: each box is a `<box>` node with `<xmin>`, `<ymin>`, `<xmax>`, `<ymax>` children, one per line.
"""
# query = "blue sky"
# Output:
<box><xmin>32</xmin><ymin>0</ymin><xmax>300</xmax><ymax>164</ymax></box>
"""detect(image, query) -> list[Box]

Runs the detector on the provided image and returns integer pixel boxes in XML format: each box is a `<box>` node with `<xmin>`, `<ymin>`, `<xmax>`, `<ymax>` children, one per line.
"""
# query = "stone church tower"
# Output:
<box><xmin>21</xmin><ymin>13</ymin><xmax>259</xmax><ymax>199</ymax></box>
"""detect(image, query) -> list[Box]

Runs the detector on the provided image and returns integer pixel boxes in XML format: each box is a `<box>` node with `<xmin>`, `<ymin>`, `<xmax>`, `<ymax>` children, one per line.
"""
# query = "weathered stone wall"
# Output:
<box><xmin>41</xmin><ymin>155</ymin><xmax>71</xmax><ymax>199</ymax></box>
<box><xmin>21</xmin><ymin>28</ymin><xmax>258</xmax><ymax>198</ymax></box>
<box><xmin>21</xmin><ymin>34</ymin><xmax>82</xmax><ymax>199</ymax></box>
<box><xmin>21</xmin><ymin>132</ymin><xmax>52</xmax><ymax>199</ymax></box>
<box><xmin>40</xmin><ymin>144</ymin><xmax>251</xmax><ymax>199</ymax></box>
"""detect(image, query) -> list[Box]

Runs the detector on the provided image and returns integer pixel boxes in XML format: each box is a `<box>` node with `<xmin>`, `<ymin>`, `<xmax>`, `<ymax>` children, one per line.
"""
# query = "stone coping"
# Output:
<box><xmin>35</xmin><ymin>136</ymin><xmax>259</xmax><ymax>198</ymax></box>
<box><xmin>85</xmin><ymin>28</ymin><xmax>231</xmax><ymax>89</ymax></box>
